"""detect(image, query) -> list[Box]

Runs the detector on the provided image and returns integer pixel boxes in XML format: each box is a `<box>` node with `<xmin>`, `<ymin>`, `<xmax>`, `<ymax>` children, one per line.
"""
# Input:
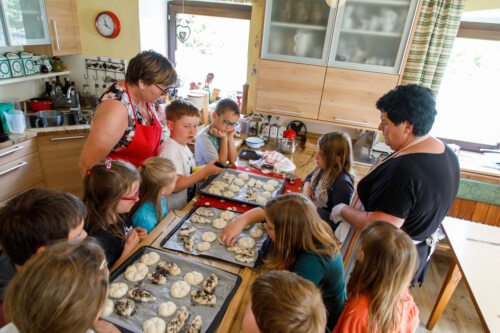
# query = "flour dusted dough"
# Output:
<box><xmin>267</xmin><ymin>179</ymin><xmax>279</xmax><ymax>187</ymax></box>
<box><xmin>191</xmin><ymin>290</ymin><xmax>217</xmax><ymax>305</ymax></box>
<box><xmin>124</xmin><ymin>262</ymin><xmax>148</xmax><ymax>282</ymax></box>
<box><xmin>102</xmin><ymin>299</ymin><xmax>114</xmax><ymax>317</ymax></box>
<box><xmin>238</xmin><ymin>236</ymin><xmax>256</xmax><ymax>249</ymax></box>
<box><xmin>109</xmin><ymin>282</ymin><xmax>129</xmax><ymax>298</ymax></box>
<box><xmin>261</xmin><ymin>191</ymin><xmax>272</xmax><ymax>198</ymax></box>
<box><xmin>143</xmin><ymin>317</ymin><xmax>166</xmax><ymax>333</ymax></box>
<box><xmin>263</xmin><ymin>184</ymin><xmax>274</xmax><ymax>192</ymax></box>
<box><xmin>166</xmin><ymin>306</ymin><xmax>189</xmax><ymax>333</ymax></box>
<box><xmin>186</xmin><ymin>315</ymin><xmax>203</xmax><ymax>333</ymax></box>
<box><xmin>201</xmin><ymin>231</ymin><xmax>217</xmax><ymax>243</ymax></box>
<box><xmin>184</xmin><ymin>271</ymin><xmax>204</xmax><ymax>285</ymax></box>
<box><xmin>116</xmin><ymin>298</ymin><xmax>135</xmax><ymax>316</ymax></box>
<box><xmin>196</xmin><ymin>208</ymin><xmax>215</xmax><ymax>217</ymax></box>
<box><xmin>220</xmin><ymin>210</ymin><xmax>235</xmax><ymax>221</ymax></box>
<box><xmin>178</xmin><ymin>226</ymin><xmax>197</xmax><ymax>236</ymax></box>
<box><xmin>249</xmin><ymin>227</ymin><xmax>263</xmax><ymax>238</ymax></box>
<box><xmin>207</xmin><ymin>186</ymin><xmax>221</xmax><ymax>195</ymax></box>
<box><xmin>238</xmin><ymin>172</ymin><xmax>250</xmax><ymax>180</ymax></box>
<box><xmin>247</xmin><ymin>178</ymin><xmax>256</xmax><ymax>187</ymax></box>
<box><xmin>159</xmin><ymin>301</ymin><xmax>177</xmax><ymax>317</ymax></box>
<box><xmin>190</xmin><ymin>215</ymin><xmax>211</xmax><ymax>224</ymax></box>
<box><xmin>234</xmin><ymin>178</ymin><xmax>245</xmax><ymax>186</ymax></box>
<box><xmin>256</xmin><ymin>196</ymin><xmax>267</xmax><ymax>205</ymax></box>
<box><xmin>202</xmin><ymin>273</ymin><xmax>218</xmax><ymax>294</ymax></box>
<box><xmin>228</xmin><ymin>184</ymin><xmax>240</xmax><ymax>193</ymax></box>
<box><xmin>196</xmin><ymin>241</ymin><xmax>211</xmax><ymax>252</ymax></box>
<box><xmin>223</xmin><ymin>190</ymin><xmax>235</xmax><ymax>198</ymax></box>
<box><xmin>170</xmin><ymin>281</ymin><xmax>191</xmax><ymax>298</ymax></box>
<box><xmin>157</xmin><ymin>261</ymin><xmax>181</xmax><ymax>276</ymax></box>
<box><xmin>212</xmin><ymin>218</ymin><xmax>227</xmax><ymax>229</ymax></box>
<box><xmin>140</xmin><ymin>252</ymin><xmax>161</xmax><ymax>266</ymax></box>
<box><xmin>255</xmin><ymin>180</ymin><xmax>264</xmax><ymax>189</ymax></box>
<box><xmin>128</xmin><ymin>287</ymin><xmax>157</xmax><ymax>302</ymax></box>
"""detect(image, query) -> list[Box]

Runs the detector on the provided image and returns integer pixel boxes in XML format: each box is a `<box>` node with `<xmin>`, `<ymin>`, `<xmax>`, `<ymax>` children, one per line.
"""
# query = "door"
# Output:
<box><xmin>1</xmin><ymin>0</ymin><xmax>50</xmax><ymax>46</ymax></box>
<box><xmin>328</xmin><ymin>0</ymin><xmax>419</xmax><ymax>74</ymax></box>
<box><xmin>261</xmin><ymin>0</ymin><xmax>338</xmax><ymax>66</ymax></box>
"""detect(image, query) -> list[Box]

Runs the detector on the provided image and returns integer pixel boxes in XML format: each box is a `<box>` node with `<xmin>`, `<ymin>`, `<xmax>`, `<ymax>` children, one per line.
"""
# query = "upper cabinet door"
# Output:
<box><xmin>1</xmin><ymin>0</ymin><xmax>50</xmax><ymax>46</ymax></box>
<box><xmin>328</xmin><ymin>0</ymin><xmax>419</xmax><ymax>74</ymax></box>
<box><xmin>261</xmin><ymin>0</ymin><xmax>338</xmax><ymax>66</ymax></box>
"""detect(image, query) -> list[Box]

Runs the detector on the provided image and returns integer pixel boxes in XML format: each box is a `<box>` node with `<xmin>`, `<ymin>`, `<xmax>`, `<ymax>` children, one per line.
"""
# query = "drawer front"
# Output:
<box><xmin>0</xmin><ymin>181</ymin><xmax>44</xmax><ymax>207</ymax></box>
<box><xmin>0</xmin><ymin>153</ymin><xmax>43</xmax><ymax>202</ymax></box>
<box><xmin>0</xmin><ymin>139</ymin><xmax>37</xmax><ymax>167</ymax></box>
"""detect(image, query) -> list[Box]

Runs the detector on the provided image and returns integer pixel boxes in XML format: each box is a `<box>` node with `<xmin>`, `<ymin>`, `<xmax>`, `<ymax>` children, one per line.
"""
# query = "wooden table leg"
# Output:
<box><xmin>426</xmin><ymin>258</ymin><xmax>463</xmax><ymax>330</ymax></box>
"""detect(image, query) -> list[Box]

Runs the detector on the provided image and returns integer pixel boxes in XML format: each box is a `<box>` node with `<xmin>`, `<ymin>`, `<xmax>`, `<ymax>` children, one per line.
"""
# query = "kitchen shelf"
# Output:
<box><xmin>349</xmin><ymin>0</ymin><xmax>411</xmax><ymax>6</ymax></box>
<box><xmin>270</xmin><ymin>22</ymin><xmax>327</xmax><ymax>31</ymax></box>
<box><xmin>0</xmin><ymin>71</ymin><xmax>70</xmax><ymax>86</ymax></box>
<box><xmin>340</xmin><ymin>29</ymin><xmax>401</xmax><ymax>37</ymax></box>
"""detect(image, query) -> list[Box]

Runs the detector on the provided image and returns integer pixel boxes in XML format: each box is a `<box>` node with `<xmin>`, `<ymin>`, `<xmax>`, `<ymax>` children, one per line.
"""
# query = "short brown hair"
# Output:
<box><xmin>0</xmin><ymin>188</ymin><xmax>86</xmax><ymax>266</ymax></box>
<box><xmin>5</xmin><ymin>238</ymin><xmax>108</xmax><ymax>333</ymax></box>
<box><xmin>165</xmin><ymin>99</ymin><xmax>200</xmax><ymax>122</ymax></box>
<box><xmin>125</xmin><ymin>50</ymin><xmax>177</xmax><ymax>86</ymax></box>
<box><xmin>214</xmin><ymin>98</ymin><xmax>240</xmax><ymax>116</ymax></box>
<box><xmin>251</xmin><ymin>270</ymin><xmax>327</xmax><ymax>333</ymax></box>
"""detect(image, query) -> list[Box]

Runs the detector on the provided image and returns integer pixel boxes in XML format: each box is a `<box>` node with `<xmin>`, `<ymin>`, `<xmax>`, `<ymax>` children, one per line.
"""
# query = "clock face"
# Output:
<box><xmin>95</xmin><ymin>11</ymin><xmax>120</xmax><ymax>38</ymax></box>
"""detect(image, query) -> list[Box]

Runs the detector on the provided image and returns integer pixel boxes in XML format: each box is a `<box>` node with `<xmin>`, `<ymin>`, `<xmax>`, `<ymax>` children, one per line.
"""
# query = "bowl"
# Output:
<box><xmin>245</xmin><ymin>136</ymin><xmax>264</xmax><ymax>149</ymax></box>
<box><xmin>29</xmin><ymin>98</ymin><xmax>52</xmax><ymax>112</ymax></box>
<box><xmin>278</xmin><ymin>138</ymin><xmax>297</xmax><ymax>154</ymax></box>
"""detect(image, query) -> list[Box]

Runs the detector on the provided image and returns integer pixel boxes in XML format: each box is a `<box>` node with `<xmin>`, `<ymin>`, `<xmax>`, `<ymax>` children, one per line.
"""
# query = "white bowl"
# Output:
<box><xmin>245</xmin><ymin>136</ymin><xmax>264</xmax><ymax>149</ymax></box>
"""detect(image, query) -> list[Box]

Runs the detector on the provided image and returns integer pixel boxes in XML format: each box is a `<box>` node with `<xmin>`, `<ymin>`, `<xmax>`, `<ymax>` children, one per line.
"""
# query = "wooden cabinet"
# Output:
<box><xmin>36</xmin><ymin>132</ymin><xmax>87</xmax><ymax>197</ymax></box>
<box><xmin>255</xmin><ymin>60</ymin><xmax>325</xmax><ymax>120</ymax></box>
<box><xmin>319</xmin><ymin>68</ymin><xmax>399</xmax><ymax>128</ymax></box>
<box><xmin>24</xmin><ymin>0</ymin><xmax>80</xmax><ymax>56</ymax></box>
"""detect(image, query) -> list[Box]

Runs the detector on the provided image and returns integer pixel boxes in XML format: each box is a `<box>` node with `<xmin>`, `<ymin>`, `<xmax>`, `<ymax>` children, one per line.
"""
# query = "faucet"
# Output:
<box><xmin>67</xmin><ymin>86</ymin><xmax>81</xmax><ymax>122</ymax></box>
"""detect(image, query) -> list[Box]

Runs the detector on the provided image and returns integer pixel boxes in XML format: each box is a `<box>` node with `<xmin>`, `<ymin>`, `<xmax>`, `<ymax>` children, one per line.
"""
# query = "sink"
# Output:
<box><xmin>25</xmin><ymin>109</ymin><xmax>93</xmax><ymax>128</ymax></box>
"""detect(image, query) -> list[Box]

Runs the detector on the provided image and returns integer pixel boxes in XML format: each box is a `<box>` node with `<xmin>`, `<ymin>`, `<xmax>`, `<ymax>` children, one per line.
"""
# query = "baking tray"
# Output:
<box><xmin>104</xmin><ymin>246</ymin><xmax>242</xmax><ymax>333</ymax></box>
<box><xmin>161</xmin><ymin>206</ymin><xmax>270</xmax><ymax>268</ymax></box>
<box><xmin>199</xmin><ymin>169</ymin><xmax>286</xmax><ymax>207</ymax></box>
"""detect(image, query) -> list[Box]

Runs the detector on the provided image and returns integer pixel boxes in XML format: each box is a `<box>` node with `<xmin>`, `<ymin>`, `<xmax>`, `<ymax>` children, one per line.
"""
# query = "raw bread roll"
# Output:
<box><xmin>128</xmin><ymin>287</ymin><xmax>156</xmax><ymax>302</ymax></box>
<box><xmin>184</xmin><ymin>271</ymin><xmax>204</xmax><ymax>285</ymax></box>
<box><xmin>147</xmin><ymin>271</ymin><xmax>167</xmax><ymax>285</ymax></box>
<box><xmin>191</xmin><ymin>290</ymin><xmax>217</xmax><ymax>305</ymax></box>
<box><xmin>238</xmin><ymin>172</ymin><xmax>250</xmax><ymax>180</ymax></box>
<box><xmin>170</xmin><ymin>281</ymin><xmax>191</xmax><ymax>298</ymax></box>
<box><xmin>179</xmin><ymin>226</ymin><xmax>197</xmax><ymax>236</ymax></box>
<box><xmin>255</xmin><ymin>180</ymin><xmax>264</xmax><ymax>189</ymax></box>
<box><xmin>267</xmin><ymin>179</ymin><xmax>279</xmax><ymax>187</ymax></box>
<box><xmin>143</xmin><ymin>317</ymin><xmax>166</xmax><ymax>333</ymax></box>
<box><xmin>190</xmin><ymin>215</ymin><xmax>210</xmax><ymax>224</ymax></box>
<box><xmin>212</xmin><ymin>218</ymin><xmax>227</xmax><ymax>229</ymax></box>
<box><xmin>109</xmin><ymin>282</ymin><xmax>128</xmax><ymax>298</ymax></box>
<box><xmin>256</xmin><ymin>196</ymin><xmax>267</xmax><ymax>205</ymax></box>
<box><xmin>211</xmin><ymin>180</ymin><xmax>227</xmax><ymax>189</ymax></box>
<box><xmin>202</xmin><ymin>273</ymin><xmax>218</xmax><ymax>294</ymax></box>
<box><xmin>234</xmin><ymin>178</ymin><xmax>245</xmax><ymax>186</ymax></box>
<box><xmin>186</xmin><ymin>315</ymin><xmax>203</xmax><ymax>333</ymax></box>
<box><xmin>263</xmin><ymin>184</ymin><xmax>274</xmax><ymax>192</ymax></box>
<box><xmin>124</xmin><ymin>262</ymin><xmax>148</xmax><ymax>282</ymax></box>
<box><xmin>223</xmin><ymin>190</ymin><xmax>235</xmax><ymax>198</ymax></box>
<box><xmin>201</xmin><ymin>231</ymin><xmax>217</xmax><ymax>243</ymax></box>
<box><xmin>247</xmin><ymin>178</ymin><xmax>256</xmax><ymax>187</ymax></box>
<box><xmin>180</xmin><ymin>234</ymin><xmax>194</xmax><ymax>251</ymax></box>
<box><xmin>249</xmin><ymin>227</ymin><xmax>264</xmax><ymax>238</ymax></box>
<box><xmin>238</xmin><ymin>236</ymin><xmax>256</xmax><ymax>249</ymax></box>
<box><xmin>235</xmin><ymin>254</ymin><xmax>255</xmax><ymax>263</ymax></box>
<box><xmin>140</xmin><ymin>252</ymin><xmax>161</xmax><ymax>266</ymax></box>
<box><xmin>222</xmin><ymin>172</ymin><xmax>235</xmax><ymax>183</ymax></box>
<box><xmin>166</xmin><ymin>306</ymin><xmax>189</xmax><ymax>333</ymax></box>
<box><xmin>116</xmin><ymin>298</ymin><xmax>135</xmax><ymax>316</ymax></box>
<box><xmin>220</xmin><ymin>210</ymin><xmax>235</xmax><ymax>221</ymax></box>
<box><xmin>208</xmin><ymin>186</ymin><xmax>221</xmax><ymax>195</ymax></box>
<box><xmin>196</xmin><ymin>241</ymin><xmax>211</xmax><ymax>252</ymax></box>
<box><xmin>228</xmin><ymin>184</ymin><xmax>240</xmax><ymax>193</ymax></box>
<box><xmin>159</xmin><ymin>301</ymin><xmax>177</xmax><ymax>317</ymax></box>
<box><xmin>196</xmin><ymin>208</ymin><xmax>214</xmax><ymax>217</ymax></box>
<box><xmin>261</xmin><ymin>191</ymin><xmax>272</xmax><ymax>198</ymax></box>
<box><xmin>157</xmin><ymin>261</ymin><xmax>181</xmax><ymax>276</ymax></box>
<box><xmin>101</xmin><ymin>299</ymin><xmax>114</xmax><ymax>317</ymax></box>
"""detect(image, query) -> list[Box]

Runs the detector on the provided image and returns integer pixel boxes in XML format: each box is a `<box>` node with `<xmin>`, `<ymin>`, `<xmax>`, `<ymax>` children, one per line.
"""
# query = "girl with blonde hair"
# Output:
<box><xmin>84</xmin><ymin>159</ymin><xmax>146</xmax><ymax>267</ymax></box>
<box><xmin>333</xmin><ymin>221</ymin><xmax>419</xmax><ymax>333</ymax></box>
<box><xmin>221</xmin><ymin>193</ymin><xmax>346</xmax><ymax>330</ymax></box>
<box><xmin>241</xmin><ymin>270</ymin><xmax>327</xmax><ymax>333</ymax></box>
<box><xmin>1</xmin><ymin>238</ymin><xmax>110</xmax><ymax>333</ymax></box>
<box><xmin>130</xmin><ymin>156</ymin><xmax>177</xmax><ymax>233</ymax></box>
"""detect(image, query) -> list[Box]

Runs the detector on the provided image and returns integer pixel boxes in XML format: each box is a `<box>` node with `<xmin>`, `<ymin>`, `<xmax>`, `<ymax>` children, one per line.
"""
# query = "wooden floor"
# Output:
<box><xmin>410</xmin><ymin>252</ymin><xmax>484</xmax><ymax>333</ymax></box>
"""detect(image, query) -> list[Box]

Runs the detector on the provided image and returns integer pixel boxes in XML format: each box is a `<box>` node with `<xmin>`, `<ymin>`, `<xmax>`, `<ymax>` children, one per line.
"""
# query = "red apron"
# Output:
<box><xmin>108</xmin><ymin>83</ymin><xmax>162</xmax><ymax>168</ymax></box>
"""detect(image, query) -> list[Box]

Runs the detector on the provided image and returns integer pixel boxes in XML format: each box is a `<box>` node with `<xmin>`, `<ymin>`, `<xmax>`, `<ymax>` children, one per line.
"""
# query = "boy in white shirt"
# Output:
<box><xmin>158</xmin><ymin>99</ymin><xmax>222</xmax><ymax>210</ymax></box>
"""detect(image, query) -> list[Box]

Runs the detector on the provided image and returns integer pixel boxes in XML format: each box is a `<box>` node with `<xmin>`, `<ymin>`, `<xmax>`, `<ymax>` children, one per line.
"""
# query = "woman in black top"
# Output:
<box><xmin>332</xmin><ymin>84</ymin><xmax>460</xmax><ymax>284</ymax></box>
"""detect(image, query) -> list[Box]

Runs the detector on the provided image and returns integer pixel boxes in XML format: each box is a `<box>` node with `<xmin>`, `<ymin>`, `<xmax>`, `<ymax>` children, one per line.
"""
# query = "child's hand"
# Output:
<box><xmin>134</xmin><ymin>227</ymin><xmax>148</xmax><ymax>239</ymax></box>
<box><xmin>220</xmin><ymin>216</ymin><xmax>246</xmax><ymax>246</ymax></box>
<box><xmin>124</xmin><ymin>229</ymin><xmax>140</xmax><ymax>252</ymax></box>
<box><xmin>209</xmin><ymin>126</ymin><xmax>226</xmax><ymax>138</ymax></box>
<box><xmin>203</xmin><ymin>160</ymin><xmax>224</xmax><ymax>177</ymax></box>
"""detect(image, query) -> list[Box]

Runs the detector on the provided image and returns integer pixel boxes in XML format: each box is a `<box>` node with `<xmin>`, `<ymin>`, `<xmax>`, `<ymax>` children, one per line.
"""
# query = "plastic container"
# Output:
<box><xmin>238</xmin><ymin>117</ymin><xmax>250</xmax><ymax>137</ymax></box>
<box><xmin>4</xmin><ymin>110</ymin><xmax>26</xmax><ymax>134</ymax></box>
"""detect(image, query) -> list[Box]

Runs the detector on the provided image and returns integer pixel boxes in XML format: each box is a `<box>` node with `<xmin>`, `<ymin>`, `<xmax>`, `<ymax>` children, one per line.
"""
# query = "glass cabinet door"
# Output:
<box><xmin>0</xmin><ymin>11</ymin><xmax>8</xmax><ymax>47</ymax></box>
<box><xmin>329</xmin><ymin>0</ymin><xmax>419</xmax><ymax>74</ymax></box>
<box><xmin>1</xmin><ymin>0</ymin><xmax>50</xmax><ymax>46</ymax></box>
<box><xmin>261</xmin><ymin>0</ymin><xmax>338</xmax><ymax>66</ymax></box>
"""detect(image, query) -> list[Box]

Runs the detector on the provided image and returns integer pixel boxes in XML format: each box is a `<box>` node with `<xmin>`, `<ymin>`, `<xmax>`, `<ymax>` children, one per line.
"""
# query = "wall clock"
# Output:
<box><xmin>95</xmin><ymin>11</ymin><xmax>121</xmax><ymax>38</ymax></box>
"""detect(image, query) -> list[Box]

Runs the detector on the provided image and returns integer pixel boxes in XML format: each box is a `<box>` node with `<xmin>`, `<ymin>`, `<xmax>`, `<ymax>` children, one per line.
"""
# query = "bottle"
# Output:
<box><xmin>269</xmin><ymin>124</ymin><xmax>278</xmax><ymax>145</ymax></box>
<box><xmin>81</xmin><ymin>84</ymin><xmax>93</xmax><ymax>109</ymax></box>
<box><xmin>260</xmin><ymin>122</ymin><xmax>270</xmax><ymax>142</ymax></box>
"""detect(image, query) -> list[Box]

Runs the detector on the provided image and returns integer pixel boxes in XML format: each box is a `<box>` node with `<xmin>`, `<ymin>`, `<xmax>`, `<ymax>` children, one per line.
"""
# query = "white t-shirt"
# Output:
<box><xmin>158</xmin><ymin>137</ymin><xmax>195</xmax><ymax>210</ymax></box>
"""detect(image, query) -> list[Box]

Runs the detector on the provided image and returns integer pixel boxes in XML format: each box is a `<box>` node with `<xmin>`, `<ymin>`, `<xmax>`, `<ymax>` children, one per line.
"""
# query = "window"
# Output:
<box><xmin>432</xmin><ymin>10</ymin><xmax>500</xmax><ymax>151</ymax></box>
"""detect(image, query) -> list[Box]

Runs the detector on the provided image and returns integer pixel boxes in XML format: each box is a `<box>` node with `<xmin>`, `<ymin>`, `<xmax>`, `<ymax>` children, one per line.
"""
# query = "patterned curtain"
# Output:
<box><xmin>401</xmin><ymin>0</ymin><xmax>466</xmax><ymax>94</ymax></box>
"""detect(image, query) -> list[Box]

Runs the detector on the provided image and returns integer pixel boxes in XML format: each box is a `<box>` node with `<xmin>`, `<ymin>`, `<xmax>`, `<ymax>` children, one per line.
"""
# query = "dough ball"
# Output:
<box><xmin>143</xmin><ymin>317</ymin><xmax>166</xmax><ymax>333</ymax></box>
<box><xmin>263</xmin><ymin>184</ymin><xmax>274</xmax><ymax>192</ymax></box>
<box><xmin>256</xmin><ymin>196</ymin><xmax>267</xmax><ymax>205</ymax></box>
<box><xmin>109</xmin><ymin>282</ymin><xmax>129</xmax><ymax>298</ymax></box>
<box><xmin>267</xmin><ymin>179</ymin><xmax>279</xmax><ymax>187</ymax></box>
<box><xmin>238</xmin><ymin>173</ymin><xmax>250</xmax><ymax>180</ymax></box>
<box><xmin>124</xmin><ymin>262</ymin><xmax>148</xmax><ymax>282</ymax></box>
<box><xmin>234</xmin><ymin>178</ymin><xmax>245</xmax><ymax>186</ymax></box>
<box><xmin>220</xmin><ymin>210</ymin><xmax>235</xmax><ymax>221</ymax></box>
<box><xmin>212</xmin><ymin>218</ymin><xmax>228</xmax><ymax>229</ymax></box>
<box><xmin>140</xmin><ymin>252</ymin><xmax>160</xmax><ymax>266</ymax></box>
<box><xmin>262</xmin><ymin>191</ymin><xmax>272</xmax><ymax>198</ymax></box>
<box><xmin>184</xmin><ymin>271</ymin><xmax>204</xmax><ymax>285</ymax></box>
<box><xmin>158</xmin><ymin>301</ymin><xmax>177</xmax><ymax>317</ymax></box>
<box><xmin>170</xmin><ymin>281</ymin><xmax>191</xmax><ymax>298</ymax></box>
<box><xmin>255</xmin><ymin>180</ymin><xmax>264</xmax><ymax>189</ymax></box>
<box><xmin>247</xmin><ymin>178</ymin><xmax>256</xmax><ymax>187</ymax></box>
<box><xmin>201</xmin><ymin>231</ymin><xmax>217</xmax><ymax>243</ymax></box>
<box><xmin>196</xmin><ymin>241</ymin><xmax>211</xmax><ymax>252</ymax></box>
<box><xmin>228</xmin><ymin>184</ymin><xmax>240</xmax><ymax>193</ymax></box>
<box><xmin>250</xmin><ymin>227</ymin><xmax>264</xmax><ymax>238</ymax></box>
<box><xmin>238</xmin><ymin>236</ymin><xmax>256</xmax><ymax>249</ymax></box>
<box><xmin>101</xmin><ymin>299</ymin><xmax>114</xmax><ymax>317</ymax></box>
<box><xmin>208</xmin><ymin>186</ymin><xmax>221</xmax><ymax>195</ymax></box>
<box><xmin>223</xmin><ymin>191</ymin><xmax>235</xmax><ymax>198</ymax></box>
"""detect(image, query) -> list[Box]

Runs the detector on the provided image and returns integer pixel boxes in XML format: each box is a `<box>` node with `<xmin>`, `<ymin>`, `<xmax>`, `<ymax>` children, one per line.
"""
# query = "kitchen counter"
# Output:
<box><xmin>26</xmin><ymin>124</ymin><xmax>91</xmax><ymax>135</ymax></box>
<box><xmin>0</xmin><ymin>131</ymin><xmax>38</xmax><ymax>149</ymax></box>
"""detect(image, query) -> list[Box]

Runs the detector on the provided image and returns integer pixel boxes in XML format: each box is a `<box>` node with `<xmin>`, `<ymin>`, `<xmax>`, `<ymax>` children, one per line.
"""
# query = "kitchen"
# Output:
<box><xmin>0</xmin><ymin>0</ymin><xmax>499</xmax><ymax>332</ymax></box>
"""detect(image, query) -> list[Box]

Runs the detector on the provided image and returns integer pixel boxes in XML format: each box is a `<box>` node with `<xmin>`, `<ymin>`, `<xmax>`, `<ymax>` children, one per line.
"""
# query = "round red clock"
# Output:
<box><xmin>95</xmin><ymin>11</ymin><xmax>121</xmax><ymax>38</ymax></box>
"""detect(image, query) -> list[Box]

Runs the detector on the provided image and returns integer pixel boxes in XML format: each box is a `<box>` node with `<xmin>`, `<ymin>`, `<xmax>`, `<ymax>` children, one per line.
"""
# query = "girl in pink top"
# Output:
<box><xmin>334</xmin><ymin>221</ymin><xmax>420</xmax><ymax>333</ymax></box>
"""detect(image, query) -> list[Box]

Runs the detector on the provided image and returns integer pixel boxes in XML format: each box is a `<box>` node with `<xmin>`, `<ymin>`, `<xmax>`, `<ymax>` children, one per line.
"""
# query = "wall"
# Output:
<box><xmin>245</xmin><ymin>0</ymin><xmax>264</xmax><ymax>115</ymax></box>
<box><xmin>139</xmin><ymin>0</ymin><xmax>168</xmax><ymax>55</ymax></box>
<box><xmin>465</xmin><ymin>0</ymin><xmax>500</xmax><ymax>11</ymax></box>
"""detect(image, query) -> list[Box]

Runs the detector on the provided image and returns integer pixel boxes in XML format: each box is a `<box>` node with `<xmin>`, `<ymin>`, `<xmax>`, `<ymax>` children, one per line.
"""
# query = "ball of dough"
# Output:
<box><xmin>255</xmin><ymin>180</ymin><xmax>264</xmax><ymax>189</ymax></box>
<box><xmin>140</xmin><ymin>252</ymin><xmax>160</xmax><ymax>266</ymax></box>
<box><xmin>101</xmin><ymin>299</ymin><xmax>114</xmax><ymax>317</ymax></box>
<box><xmin>262</xmin><ymin>191</ymin><xmax>272</xmax><ymax>198</ymax></box>
<box><xmin>212</xmin><ymin>218</ymin><xmax>228</xmax><ymax>229</ymax></box>
<box><xmin>234</xmin><ymin>178</ymin><xmax>245</xmax><ymax>186</ymax></box>
<box><xmin>124</xmin><ymin>262</ymin><xmax>148</xmax><ymax>282</ymax></box>
<box><xmin>170</xmin><ymin>281</ymin><xmax>191</xmax><ymax>298</ymax></box>
<box><xmin>250</xmin><ymin>227</ymin><xmax>264</xmax><ymax>238</ymax></box>
<box><xmin>109</xmin><ymin>282</ymin><xmax>129</xmax><ymax>298</ymax></box>
<box><xmin>238</xmin><ymin>173</ymin><xmax>250</xmax><ymax>180</ymax></box>
<box><xmin>228</xmin><ymin>184</ymin><xmax>240</xmax><ymax>193</ymax></box>
<box><xmin>143</xmin><ymin>317</ymin><xmax>166</xmax><ymax>333</ymax></box>
<box><xmin>256</xmin><ymin>196</ymin><xmax>267</xmax><ymax>205</ymax></box>
<box><xmin>247</xmin><ymin>178</ymin><xmax>256</xmax><ymax>187</ymax></box>
<box><xmin>158</xmin><ymin>301</ymin><xmax>177</xmax><ymax>317</ymax></box>
<box><xmin>223</xmin><ymin>191</ymin><xmax>235</xmax><ymax>198</ymax></box>
<box><xmin>196</xmin><ymin>241</ymin><xmax>211</xmax><ymax>252</ymax></box>
<box><xmin>263</xmin><ymin>184</ymin><xmax>274</xmax><ymax>192</ymax></box>
<box><xmin>267</xmin><ymin>179</ymin><xmax>279</xmax><ymax>187</ymax></box>
<box><xmin>238</xmin><ymin>236</ymin><xmax>256</xmax><ymax>249</ymax></box>
<box><xmin>208</xmin><ymin>186</ymin><xmax>221</xmax><ymax>195</ymax></box>
<box><xmin>201</xmin><ymin>231</ymin><xmax>217</xmax><ymax>243</ymax></box>
<box><xmin>184</xmin><ymin>271</ymin><xmax>204</xmax><ymax>285</ymax></box>
<box><xmin>220</xmin><ymin>210</ymin><xmax>235</xmax><ymax>221</ymax></box>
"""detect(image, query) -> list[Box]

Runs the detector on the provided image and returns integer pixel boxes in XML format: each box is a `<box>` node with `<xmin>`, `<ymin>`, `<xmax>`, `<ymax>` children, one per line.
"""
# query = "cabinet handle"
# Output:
<box><xmin>269</xmin><ymin>108</ymin><xmax>304</xmax><ymax>116</ymax></box>
<box><xmin>49</xmin><ymin>135</ymin><xmax>85</xmax><ymax>141</ymax></box>
<box><xmin>52</xmin><ymin>19</ymin><xmax>60</xmax><ymax>51</ymax></box>
<box><xmin>0</xmin><ymin>145</ymin><xmax>24</xmax><ymax>158</ymax></box>
<box><xmin>334</xmin><ymin>118</ymin><xmax>369</xmax><ymax>126</ymax></box>
<box><xmin>0</xmin><ymin>161</ymin><xmax>28</xmax><ymax>177</ymax></box>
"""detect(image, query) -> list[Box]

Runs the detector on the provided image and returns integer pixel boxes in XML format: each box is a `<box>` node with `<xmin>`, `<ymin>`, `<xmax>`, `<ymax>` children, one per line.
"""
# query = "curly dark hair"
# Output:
<box><xmin>376</xmin><ymin>84</ymin><xmax>437</xmax><ymax>135</ymax></box>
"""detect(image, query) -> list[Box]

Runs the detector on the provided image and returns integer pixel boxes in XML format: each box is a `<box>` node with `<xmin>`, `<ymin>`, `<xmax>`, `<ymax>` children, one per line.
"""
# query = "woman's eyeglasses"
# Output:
<box><xmin>222</xmin><ymin>120</ymin><xmax>239</xmax><ymax>128</ymax></box>
<box><xmin>121</xmin><ymin>191</ymin><xmax>139</xmax><ymax>201</ymax></box>
<box><xmin>154</xmin><ymin>84</ymin><xmax>169</xmax><ymax>95</ymax></box>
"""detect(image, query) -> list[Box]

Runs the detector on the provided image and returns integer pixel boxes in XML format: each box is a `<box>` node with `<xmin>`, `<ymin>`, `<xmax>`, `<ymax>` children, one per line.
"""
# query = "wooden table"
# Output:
<box><xmin>427</xmin><ymin>217</ymin><xmax>500</xmax><ymax>332</ymax></box>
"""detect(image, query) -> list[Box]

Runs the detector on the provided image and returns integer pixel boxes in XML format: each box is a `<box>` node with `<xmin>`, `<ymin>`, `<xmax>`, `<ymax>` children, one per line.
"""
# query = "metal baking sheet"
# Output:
<box><xmin>161</xmin><ymin>206</ymin><xmax>270</xmax><ymax>268</ymax></box>
<box><xmin>199</xmin><ymin>169</ymin><xmax>286</xmax><ymax>207</ymax></box>
<box><xmin>104</xmin><ymin>246</ymin><xmax>241</xmax><ymax>333</ymax></box>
